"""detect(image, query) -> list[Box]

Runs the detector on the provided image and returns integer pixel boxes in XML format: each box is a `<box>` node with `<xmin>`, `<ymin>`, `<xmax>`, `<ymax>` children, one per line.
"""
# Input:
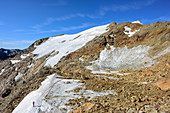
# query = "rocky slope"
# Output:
<box><xmin>0</xmin><ymin>21</ymin><xmax>169</xmax><ymax>113</ymax></box>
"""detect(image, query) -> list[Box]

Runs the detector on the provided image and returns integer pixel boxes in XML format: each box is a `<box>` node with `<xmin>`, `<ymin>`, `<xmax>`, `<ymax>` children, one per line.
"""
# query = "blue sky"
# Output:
<box><xmin>0</xmin><ymin>0</ymin><xmax>169</xmax><ymax>49</ymax></box>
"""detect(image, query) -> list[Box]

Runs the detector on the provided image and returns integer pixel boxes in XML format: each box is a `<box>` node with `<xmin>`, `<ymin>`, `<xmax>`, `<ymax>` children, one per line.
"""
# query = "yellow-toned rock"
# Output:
<box><xmin>156</xmin><ymin>78</ymin><xmax>170</xmax><ymax>91</ymax></box>
<box><xmin>72</xmin><ymin>103</ymin><xmax>95</xmax><ymax>113</ymax></box>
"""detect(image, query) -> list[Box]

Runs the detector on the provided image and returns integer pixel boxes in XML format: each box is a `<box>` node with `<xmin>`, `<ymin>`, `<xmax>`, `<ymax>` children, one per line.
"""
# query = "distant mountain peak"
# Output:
<box><xmin>0</xmin><ymin>48</ymin><xmax>21</xmax><ymax>60</ymax></box>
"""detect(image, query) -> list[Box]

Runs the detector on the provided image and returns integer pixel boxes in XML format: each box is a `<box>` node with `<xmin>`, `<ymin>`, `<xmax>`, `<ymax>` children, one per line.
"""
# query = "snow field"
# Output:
<box><xmin>32</xmin><ymin>24</ymin><xmax>108</xmax><ymax>67</ymax></box>
<box><xmin>13</xmin><ymin>74</ymin><xmax>117</xmax><ymax>113</ymax></box>
<box><xmin>87</xmin><ymin>45</ymin><xmax>153</xmax><ymax>71</ymax></box>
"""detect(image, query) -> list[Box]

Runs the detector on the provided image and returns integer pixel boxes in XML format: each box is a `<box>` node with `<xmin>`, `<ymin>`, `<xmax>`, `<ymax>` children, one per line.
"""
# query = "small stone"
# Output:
<box><xmin>165</xmin><ymin>63</ymin><xmax>170</xmax><ymax>67</ymax></box>
<box><xmin>79</xmin><ymin>80</ymin><xmax>84</xmax><ymax>83</ymax></box>
<box><xmin>66</xmin><ymin>81</ymin><xmax>71</xmax><ymax>84</ymax></box>
<box><xmin>61</xmin><ymin>108</ymin><xmax>67</xmax><ymax>111</ymax></box>
<box><xmin>155</xmin><ymin>105</ymin><xmax>160</xmax><ymax>109</ymax></box>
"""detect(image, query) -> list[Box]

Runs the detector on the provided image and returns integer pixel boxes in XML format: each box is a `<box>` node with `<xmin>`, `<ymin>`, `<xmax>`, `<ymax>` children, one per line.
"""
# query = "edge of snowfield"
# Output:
<box><xmin>12</xmin><ymin>74</ymin><xmax>117</xmax><ymax>113</ymax></box>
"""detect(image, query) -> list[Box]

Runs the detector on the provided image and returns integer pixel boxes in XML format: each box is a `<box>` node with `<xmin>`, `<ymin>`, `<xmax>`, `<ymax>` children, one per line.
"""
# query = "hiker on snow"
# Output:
<box><xmin>33</xmin><ymin>101</ymin><xmax>35</xmax><ymax>107</ymax></box>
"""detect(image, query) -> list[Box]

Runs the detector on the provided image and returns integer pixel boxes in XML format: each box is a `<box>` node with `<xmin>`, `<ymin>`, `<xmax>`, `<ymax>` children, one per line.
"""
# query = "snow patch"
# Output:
<box><xmin>42</xmin><ymin>80</ymin><xmax>116</xmax><ymax>113</ymax></box>
<box><xmin>109</xmin><ymin>34</ymin><xmax>116</xmax><ymax>39</ymax></box>
<box><xmin>144</xmin><ymin>105</ymin><xmax>150</xmax><ymax>108</ymax></box>
<box><xmin>4</xmin><ymin>50</ymin><xmax>8</xmax><ymax>54</ymax></box>
<box><xmin>124</xmin><ymin>26</ymin><xmax>140</xmax><ymax>37</ymax></box>
<box><xmin>21</xmin><ymin>54</ymin><xmax>30</xmax><ymax>59</ymax></box>
<box><xmin>138</xmin><ymin>82</ymin><xmax>148</xmax><ymax>85</ymax></box>
<box><xmin>0</xmin><ymin>69</ymin><xmax>5</xmax><ymax>75</ymax></box>
<box><xmin>27</xmin><ymin>64</ymin><xmax>33</xmax><ymax>68</ymax></box>
<box><xmin>13</xmin><ymin>74</ymin><xmax>116</xmax><ymax>113</ymax></box>
<box><xmin>132</xmin><ymin>20</ymin><xmax>143</xmax><ymax>24</ymax></box>
<box><xmin>32</xmin><ymin>24</ymin><xmax>108</xmax><ymax>67</ymax></box>
<box><xmin>110</xmin><ymin>71</ymin><xmax>130</xmax><ymax>75</ymax></box>
<box><xmin>87</xmin><ymin>45</ymin><xmax>154</xmax><ymax>71</ymax></box>
<box><xmin>91</xmin><ymin>70</ymin><xmax>112</xmax><ymax>75</ymax></box>
<box><xmin>12</xmin><ymin>74</ymin><xmax>57</xmax><ymax>113</ymax></box>
<box><xmin>11</xmin><ymin>60</ymin><xmax>20</xmax><ymax>64</ymax></box>
<box><xmin>15</xmin><ymin>73</ymin><xmax>24</xmax><ymax>81</ymax></box>
<box><xmin>110</xmin><ymin>34</ymin><xmax>114</xmax><ymax>38</ymax></box>
<box><xmin>92</xmin><ymin>75</ymin><xmax>118</xmax><ymax>80</ymax></box>
<box><xmin>79</xmin><ymin>57</ymin><xmax>85</xmax><ymax>62</ymax></box>
<box><xmin>87</xmin><ymin>65</ymin><xmax>130</xmax><ymax>75</ymax></box>
<box><xmin>87</xmin><ymin>45</ymin><xmax>170</xmax><ymax>74</ymax></box>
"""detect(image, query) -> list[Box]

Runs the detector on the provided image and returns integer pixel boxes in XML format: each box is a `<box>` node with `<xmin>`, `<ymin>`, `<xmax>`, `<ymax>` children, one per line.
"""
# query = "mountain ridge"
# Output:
<box><xmin>0</xmin><ymin>21</ymin><xmax>169</xmax><ymax>113</ymax></box>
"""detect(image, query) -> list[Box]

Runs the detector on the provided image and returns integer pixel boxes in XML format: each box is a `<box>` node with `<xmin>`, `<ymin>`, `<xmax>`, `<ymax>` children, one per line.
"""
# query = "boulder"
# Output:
<box><xmin>156</xmin><ymin>78</ymin><xmax>170</xmax><ymax>91</ymax></box>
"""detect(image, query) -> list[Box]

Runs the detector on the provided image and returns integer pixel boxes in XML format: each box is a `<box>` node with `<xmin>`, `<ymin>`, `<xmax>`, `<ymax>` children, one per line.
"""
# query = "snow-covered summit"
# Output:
<box><xmin>132</xmin><ymin>20</ymin><xmax>143</xmax><ymax>24</ymax></box>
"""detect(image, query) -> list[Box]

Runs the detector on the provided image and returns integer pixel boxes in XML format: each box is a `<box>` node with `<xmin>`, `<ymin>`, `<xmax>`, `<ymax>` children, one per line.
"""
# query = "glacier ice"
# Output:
<box><xmin>89</xmin><ymin>45</ymin><xmax>154</xmax><ymax>71</ymax></box>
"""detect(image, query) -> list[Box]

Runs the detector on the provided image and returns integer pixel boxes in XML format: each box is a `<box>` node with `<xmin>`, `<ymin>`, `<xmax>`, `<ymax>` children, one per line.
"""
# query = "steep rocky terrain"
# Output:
<box><xmin>0</xmin><ymin>21</ymin><xmax>169</xmax><ymax>113</ymax></box>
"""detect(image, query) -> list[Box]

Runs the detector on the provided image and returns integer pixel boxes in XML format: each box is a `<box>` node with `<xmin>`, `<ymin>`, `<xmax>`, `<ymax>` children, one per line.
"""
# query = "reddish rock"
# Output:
<box><xmin>165</xmin><ymin>62</ymin><xmax>170</xmax><ymax>68</ymax></box>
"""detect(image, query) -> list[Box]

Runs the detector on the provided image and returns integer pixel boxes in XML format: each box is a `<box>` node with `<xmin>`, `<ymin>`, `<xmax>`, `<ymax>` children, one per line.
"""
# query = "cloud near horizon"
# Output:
<box><xmin>99</xmin><ymin>0</ymin><xmax>157</xmax><ymax>16</ymax></box>
<box><xmin>13</xmin><ymin>22</ymin><xmax>95</xmax><ymax>34</ymax></box>
<box><xmin>31</xmin><ymin>13</ymin><xmax>99</xmax><ymax>30</ymax></box>
<box><xmin>0</xmin><ymin>40</ymin><xmax>35</xmax><ymax>45</ymax></box>
<box><xmin>141</xmin><ymin>16</ymin><xmax>170</xmax><ymax>23</ymax></box>
<box><xmin>39</xmin><ymin>23</ymin><xmax>95</xmax><ymax>33</ymax></box>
